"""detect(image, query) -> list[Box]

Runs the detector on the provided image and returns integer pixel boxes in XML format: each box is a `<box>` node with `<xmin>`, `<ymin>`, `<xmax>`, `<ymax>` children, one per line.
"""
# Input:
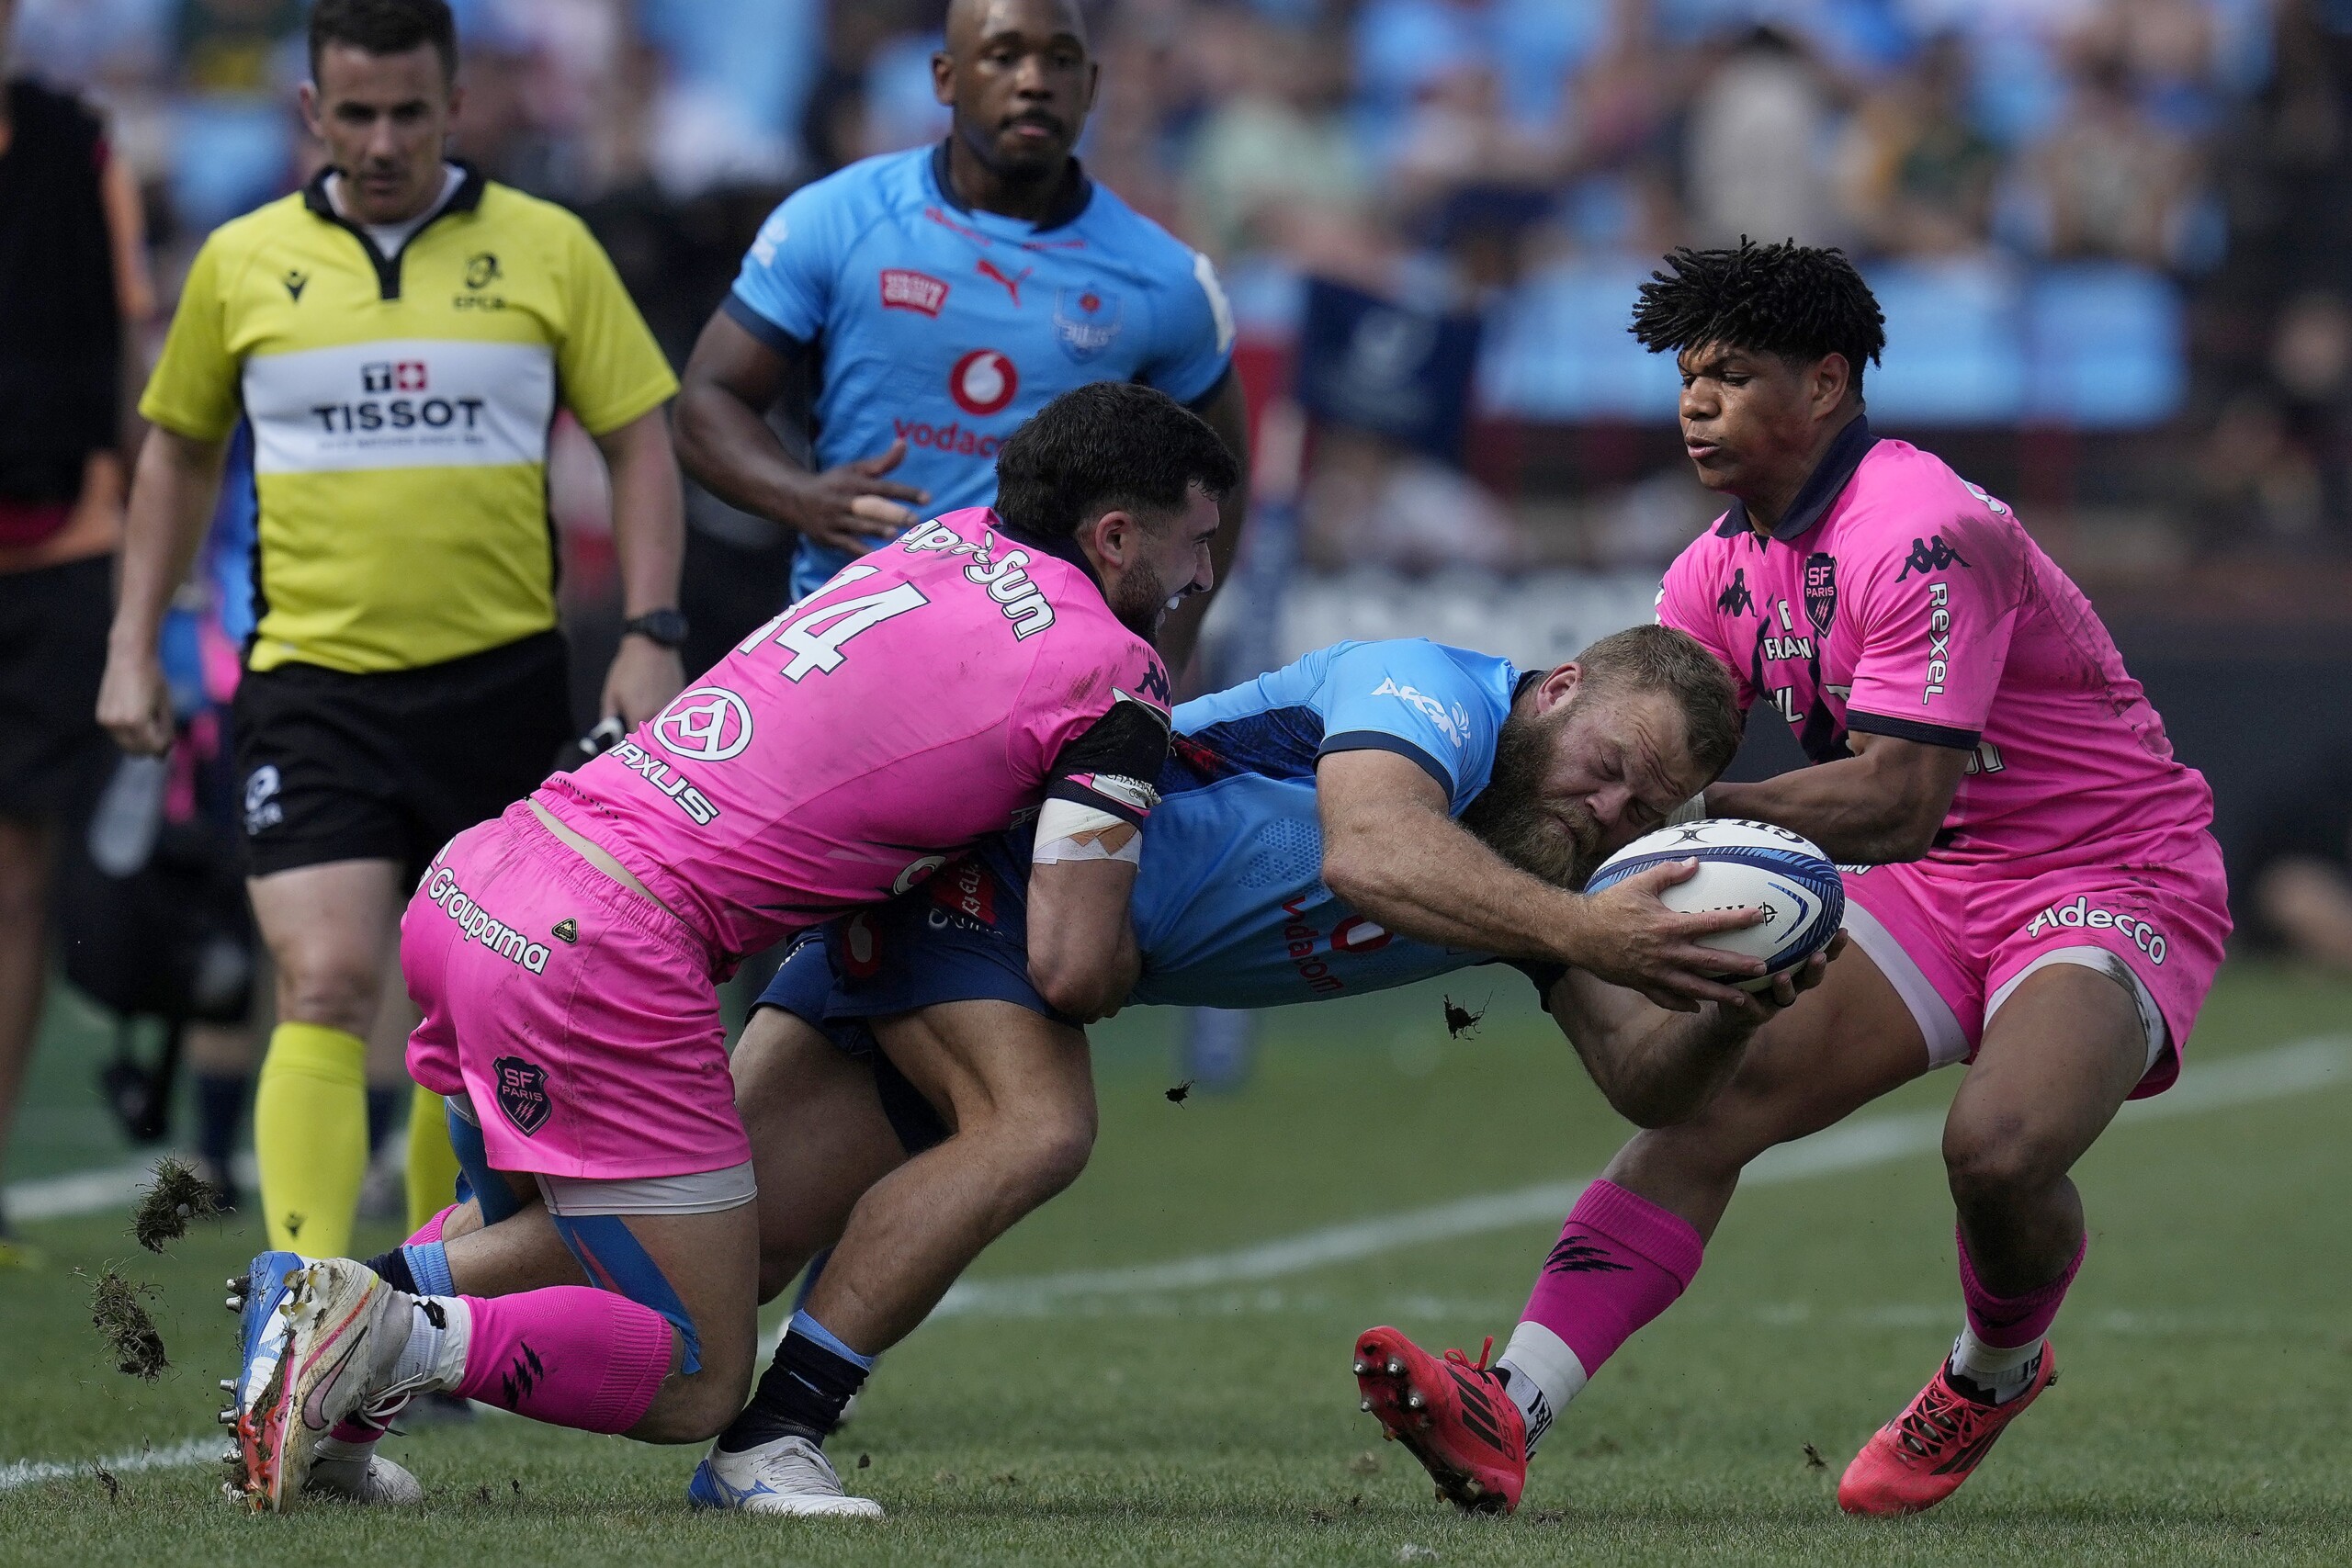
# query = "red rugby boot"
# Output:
<box><xmin>1352</xmin><ymin>1325</ymin><xmax>1526</xmax><ymax>1515</ymax></box>
<box><xmin>1838</xmin><ymin>1344</ymin><xmax>2058</xmax><ymax>1516</ymax></box>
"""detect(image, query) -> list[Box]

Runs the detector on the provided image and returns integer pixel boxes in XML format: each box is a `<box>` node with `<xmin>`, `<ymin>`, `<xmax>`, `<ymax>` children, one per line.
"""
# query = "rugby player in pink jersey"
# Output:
<box><xmin>223</xmin><ymin>382</ymin><xmax>1238</xmax><ymax>1512</ymax></box>
<box><xmin>1359</xmin><ymin>242</ymin><xmax>2231</xmax><ymax>1517</ymax></box>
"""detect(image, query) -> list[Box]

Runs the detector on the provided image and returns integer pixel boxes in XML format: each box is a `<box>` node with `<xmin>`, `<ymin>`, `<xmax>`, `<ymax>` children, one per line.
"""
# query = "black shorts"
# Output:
<box><xmin>232</xmin><ymin>630</ymin><xmax>572</xmax><ymax>881</ymax></box>
<box><xmin>0</xmin><ymin>553</ymin><xmax>114</xmax><ymax>822</ymax></box>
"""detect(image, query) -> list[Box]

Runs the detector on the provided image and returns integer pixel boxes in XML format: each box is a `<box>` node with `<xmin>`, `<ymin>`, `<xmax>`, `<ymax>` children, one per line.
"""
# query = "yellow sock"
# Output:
<box><xmin>403</xmin><ymin>1081</ymin><xmax>463</xmax><ymax>1235</ymax></box>
<box><xmin>253</xmin><ymin>1022</ymin><xmax>368</xmax><ymax>1257</ymax></box>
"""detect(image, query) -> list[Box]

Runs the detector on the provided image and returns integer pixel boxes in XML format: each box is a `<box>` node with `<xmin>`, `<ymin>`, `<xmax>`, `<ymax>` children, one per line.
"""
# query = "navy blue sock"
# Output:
<box><xmin>717</xmin><ymin>1312</ymin><xmax>874</xmax><ymax>1453</ymax></box>
<box><xmin>364</xmin><ymin>1086</ymin><xmax>401</xmax><ymax>1155</ymax></box>
<box><xmin>192</xmin><ymin>1072</ymin><xmax>248</xmax><ymax>1190</ymax></box>
<box><xmin>361</xmin><ymin>1247</ymin><xmax>420</xmax><ymax>1293</ymax></box>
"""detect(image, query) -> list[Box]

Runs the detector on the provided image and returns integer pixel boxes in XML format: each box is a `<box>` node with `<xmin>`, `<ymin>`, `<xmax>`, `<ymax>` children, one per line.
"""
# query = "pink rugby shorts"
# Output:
<box><xmin>403</xmin><ymin>801</ymin><xmax>751</xmax><ymax>1179</ymax></box>
<box><xmin>1838</xmin><ymin>824</ymin><xmax>2230</xmax><ymax>1098</ymax></box>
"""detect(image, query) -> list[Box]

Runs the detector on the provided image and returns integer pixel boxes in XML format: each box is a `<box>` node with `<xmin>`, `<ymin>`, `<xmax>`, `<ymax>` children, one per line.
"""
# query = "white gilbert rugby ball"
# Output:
<box><xmin>1583</xmin><ymin>819</ymin><xmax>1845</xmax><ymax>993</ymax></box>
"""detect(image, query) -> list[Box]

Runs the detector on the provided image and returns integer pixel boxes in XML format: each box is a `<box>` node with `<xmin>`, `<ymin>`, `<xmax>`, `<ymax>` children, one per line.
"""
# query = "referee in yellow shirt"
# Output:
<box><xmin>96</xmin><ymin>0</ymin><xmax>688</xmax><ymax>1260</ymax></box>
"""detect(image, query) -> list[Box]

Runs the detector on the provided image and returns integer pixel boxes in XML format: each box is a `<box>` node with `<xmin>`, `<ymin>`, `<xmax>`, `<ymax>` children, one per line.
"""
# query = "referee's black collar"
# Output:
<box><xmin>928</xmin><ymin>138</ymin><xmax>1094</xmax><ymax>233</ymax></box>
<box><xmin>300</xmin><ymin>159</ymin><xmax>486</xmax><ymax>223</ymax></box>
<box><xmin>1714</xmin><ymin>413</ymin><xmax>1878</xmax><ymax>545</ymax></box>
<box><xmin>301</xmin><ymin>162</ymin><xmax>486</xmax><ymax>301</ymax></box>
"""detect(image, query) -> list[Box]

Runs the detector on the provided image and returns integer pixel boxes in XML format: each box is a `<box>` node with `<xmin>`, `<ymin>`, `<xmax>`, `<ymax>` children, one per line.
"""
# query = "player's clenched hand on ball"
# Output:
<box><xmin>1572</xmin><ymin>858</ymin><xmax>1770</xmax><ymax>1012</ymax></box>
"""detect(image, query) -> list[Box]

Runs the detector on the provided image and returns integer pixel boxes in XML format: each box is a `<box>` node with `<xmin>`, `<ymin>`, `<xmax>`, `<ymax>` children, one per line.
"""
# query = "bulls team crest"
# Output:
<box><xmin>1804</xmin><ymin>552</ymin><xmax>1837</xmax><ymax>637</ymax></box>
<box><xmin>492</xmin><ymin>1055</ymin><xmax>552</xmax><ymax>1135</ymax></box>
<box><xmin>1054</xmin><ymin>286</ymin><xmax>1123</xmax><ymax>361</ymax></box>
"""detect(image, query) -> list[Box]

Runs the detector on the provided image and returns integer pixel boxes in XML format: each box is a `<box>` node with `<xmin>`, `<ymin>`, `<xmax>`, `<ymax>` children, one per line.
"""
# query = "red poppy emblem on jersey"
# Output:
<box><xmin>950</xmin><ymin>349</ymin><xmax>1019</xmax><ymax>416</ymax></box>
<box><xmin>1331</xmin><ymin>916</ymin><xmax>1393</xmax><ymax>954</ymax></box>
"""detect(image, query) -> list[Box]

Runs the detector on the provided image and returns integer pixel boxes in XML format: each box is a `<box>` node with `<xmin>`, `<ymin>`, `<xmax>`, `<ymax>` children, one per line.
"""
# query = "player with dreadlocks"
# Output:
<box><xmin>1352</xmin><ymin>241</ymin><xmax>2230</xmax><ymax>1517</ymax></box>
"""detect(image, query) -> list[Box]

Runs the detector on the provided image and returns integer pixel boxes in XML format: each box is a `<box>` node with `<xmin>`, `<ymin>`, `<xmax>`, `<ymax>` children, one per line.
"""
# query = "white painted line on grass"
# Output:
<box><xmin>5</xmin><ymin>1153</ymin><xmax>257</xmax><ymax>1224</ymax></box>
<box><xmin>932</xmin><ymin>1033</ymin><xmax>2352</xmax><ymax>1319</ymax></box>
<box><xmin>0</xmin><ymin>1436</ymin><xmax>218</xmax><ymax>1494</ymax></box>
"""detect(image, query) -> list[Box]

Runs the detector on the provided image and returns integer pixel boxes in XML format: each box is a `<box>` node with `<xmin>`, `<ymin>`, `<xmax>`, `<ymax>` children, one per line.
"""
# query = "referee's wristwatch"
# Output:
<box><xmin>621</xmin><ymin>608</ymin><xmax>690</xmax><ymax>649</ymax></box>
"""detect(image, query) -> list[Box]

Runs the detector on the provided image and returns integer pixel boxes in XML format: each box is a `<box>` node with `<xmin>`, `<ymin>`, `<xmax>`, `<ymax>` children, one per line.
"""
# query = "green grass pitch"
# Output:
<box><xmin>6</xmin><ymin>960</ymin><xmax>2352</xmax><ymax>1565</ymax></box>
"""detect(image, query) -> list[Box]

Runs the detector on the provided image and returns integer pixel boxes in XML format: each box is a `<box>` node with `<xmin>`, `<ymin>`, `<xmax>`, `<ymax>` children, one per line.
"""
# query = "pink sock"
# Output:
<box><xmin>1959</xmin><ymin>1227</ymin><xmax>2084</xmax><ymax>1348</ymax></box>
<box><xmin>454</xmin><ymin>1287</ymin><xmax>674</xmax><ymax>1434</ymax></box>
<box><xmin>408</xmin><ymin>1203</ymin><xmax>458</xmax><ymax>1247</ymax></box>
<box><xmin>1518</xmin><ymin>1179</ymin><xmax>1703</xmax><ymax>1377</ymax></box>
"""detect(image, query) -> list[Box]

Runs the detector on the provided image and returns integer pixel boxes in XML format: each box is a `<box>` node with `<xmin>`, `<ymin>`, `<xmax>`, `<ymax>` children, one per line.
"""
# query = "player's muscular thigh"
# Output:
<box><xmin>1603</xmin><ymin>943</ymin><xmax>1929</xmax><ymax>1224</ymax></box>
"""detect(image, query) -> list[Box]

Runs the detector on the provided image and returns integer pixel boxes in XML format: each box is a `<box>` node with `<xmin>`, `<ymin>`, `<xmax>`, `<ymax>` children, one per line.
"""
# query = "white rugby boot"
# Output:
<box><xmin>233</xmin><ymin>1258</ymin><xmax>423</xmax><ymax>1512</ymax></box>
<box><xmin>686</xmin><ymin>1434</ymin><xmax>885</xmax><ymax>1517</ymax></box>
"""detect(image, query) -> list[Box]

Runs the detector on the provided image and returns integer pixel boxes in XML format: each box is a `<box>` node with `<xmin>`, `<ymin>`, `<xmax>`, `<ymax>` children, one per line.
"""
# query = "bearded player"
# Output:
<box><xmin>1356</xmin><ymin>242</ymin><xmax>2229</xmax><ymax>1516</ymax></box>
<box><xmin>222</xmin><ymin>383</ymin><xmax>1232</xmax><ymax>1511</ymax></box>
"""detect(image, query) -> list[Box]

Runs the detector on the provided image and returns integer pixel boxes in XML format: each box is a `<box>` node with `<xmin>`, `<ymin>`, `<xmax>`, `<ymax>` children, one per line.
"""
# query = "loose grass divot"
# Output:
<box><xmin>130</xmin><ymin>1156</ymin><xmax>221</xmax><ymax>1254</ymax></box>
<box><xmin>86</xmin><ymin>1266</ymin><xmax>169</xmax><ymax>1380</ymax></box>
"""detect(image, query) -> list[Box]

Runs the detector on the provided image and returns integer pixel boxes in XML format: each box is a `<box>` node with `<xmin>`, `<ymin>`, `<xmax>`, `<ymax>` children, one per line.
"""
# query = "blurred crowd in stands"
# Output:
<box><xmin>15</xmin><ymin>0</ymin><xmax>2352</xmax><ymax>576</ymax></box>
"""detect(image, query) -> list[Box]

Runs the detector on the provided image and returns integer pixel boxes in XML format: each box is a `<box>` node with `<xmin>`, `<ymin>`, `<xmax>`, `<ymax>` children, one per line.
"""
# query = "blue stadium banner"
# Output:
<box><xmin>1295</xmin><ymin>277</ymin><xmax>1482</xmax><ymax>463</ymax></box>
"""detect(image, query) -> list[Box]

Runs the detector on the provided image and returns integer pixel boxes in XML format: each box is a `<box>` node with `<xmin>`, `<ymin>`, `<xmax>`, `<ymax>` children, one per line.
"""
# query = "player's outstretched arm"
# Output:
<box><xmin>1316</xmin><ymin>750</ymin><xmax>1766</xmax><ymax>1010</ymax></box>
<box><xmin>1544</xmin><ymin>935</ymin><xmax>1845</xmax><ymax>1127</ymax></box>
<box><xmin>97</xmin><ymin>426</ymin><xmax>229</xmax><ymax>755</ymax></box>
<box><xmin>1706</xmin><ymin>731</ymin><xmax>1968</xmax><ymax>864</ymax></box>
<box><xmin>673</xmin><ymin>310</ymin><xmax>928</xmax><ymax>556</ymax></box>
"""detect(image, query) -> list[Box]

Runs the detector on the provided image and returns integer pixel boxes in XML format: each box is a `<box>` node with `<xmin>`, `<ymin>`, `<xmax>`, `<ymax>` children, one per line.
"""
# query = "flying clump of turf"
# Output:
<box><xmin>86</xmin><ymin>1267</ymin><xmax>169</xmax><ymax>1381</ymax></box>
<box><xmin>130</xmin><ymin>1156</ymin><xmax>220</xmax><ymax>1254</ymax></box>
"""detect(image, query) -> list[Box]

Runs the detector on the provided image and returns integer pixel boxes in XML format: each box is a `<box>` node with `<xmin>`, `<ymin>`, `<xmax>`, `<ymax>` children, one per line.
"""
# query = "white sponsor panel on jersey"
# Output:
<box><xmin>243</xmin><ymin>338</ymin><xmax>556</xmax><ymax>474</ymax></box>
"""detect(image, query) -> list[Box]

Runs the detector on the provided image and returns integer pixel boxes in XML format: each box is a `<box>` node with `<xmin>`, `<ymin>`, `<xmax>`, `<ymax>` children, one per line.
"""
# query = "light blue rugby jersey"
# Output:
<box><xmin>725</xmin><ymin>142</ymin><xmax>1237</xmax><ymax>600</ymax></box>
<box><xmin>1129</xmin><ymin>638</ymin><xmax>1551</xmax><ymax>1010</ymax></box>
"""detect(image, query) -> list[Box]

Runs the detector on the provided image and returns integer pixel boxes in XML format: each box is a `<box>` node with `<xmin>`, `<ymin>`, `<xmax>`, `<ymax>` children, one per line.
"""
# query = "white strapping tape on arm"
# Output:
<box><xmin>1032</xmin><ymin>796</ymin><xmax>1142</xmax><ymax>865</ymax></box>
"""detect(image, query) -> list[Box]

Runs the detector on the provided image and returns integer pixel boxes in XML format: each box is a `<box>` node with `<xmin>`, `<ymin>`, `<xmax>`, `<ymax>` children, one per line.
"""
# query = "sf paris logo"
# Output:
<box><xmin>651</xmin><ymin>686</ymin><xmax>753</xmax><ymax>761</ymax></box>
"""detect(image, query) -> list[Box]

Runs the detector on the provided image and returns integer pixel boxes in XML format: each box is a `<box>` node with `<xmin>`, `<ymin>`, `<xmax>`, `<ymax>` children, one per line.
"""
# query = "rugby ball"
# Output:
<box><xmin>1582</xmin><ymin>819</ymin><xmax>1845</xmax><ymax>993</ymax></box>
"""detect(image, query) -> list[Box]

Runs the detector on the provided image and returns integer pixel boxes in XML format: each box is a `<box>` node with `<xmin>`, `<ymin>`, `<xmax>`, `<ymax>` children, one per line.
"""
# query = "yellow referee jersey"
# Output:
<box><xmin>141</xmin><ymin>165</ymin><xmax>678</xmax><ymax>673</ymax></box>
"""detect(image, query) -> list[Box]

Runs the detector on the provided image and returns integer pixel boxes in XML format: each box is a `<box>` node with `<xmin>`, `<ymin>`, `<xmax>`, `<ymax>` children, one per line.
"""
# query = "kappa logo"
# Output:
<box><xmin>1053</xmin><ymin>286</ymin><xmax>1124</xmax><ymax>362</ymax></box>
<box><xmin>1369</xmin><ymin>677</ymin><xmax>1472</xmax><ymax>748</ymax></box>
<box><xmin>1894</xmin><ymin>534</ymin><xmax>1971</xmax><ymax>581</ymax></box>
<box><xmin>550</xmin><ymin>918</ymin><xmax>578</xmax><ymax>944</ymax></box>
<box><xmin>1130</xmin><ymin>660</ymin><xmax>1173</xmax><ymax>707</ymax></box>
<box><xmin>950</xmin><ymin>348</ymin><xmax>1019</xmax><ymax>416</ymax></box>
<box><xmin>1716</xmin><ymin>569</ymin><xmax>1755</xmax><ymax>617</ymax></box>
<box><xmin>652</xmin><ymin>686</ymin><xmax>754</xmax><ymax>762</ymax></box>
<box><xmin>879</xmin><ymin>267</ymin><xmax>948</xmax><ymax>317</ymax></box>
<box><xmin>492</xmin><ymin>1055</ymin><xmax>552</xmax><ymax>1134</ymax></box>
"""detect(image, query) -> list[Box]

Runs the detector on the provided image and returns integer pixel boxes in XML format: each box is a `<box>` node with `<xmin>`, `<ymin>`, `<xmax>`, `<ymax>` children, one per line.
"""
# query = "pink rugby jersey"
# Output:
<box><xmin>536</xmin><ymin>507</ymin><xmax>1171</xmax><ymax>960</ymax></box>
<box><xmin>1657</xmin><ymin>420</ymin><xmax>2213</xmax><ymax>869</ymax></box>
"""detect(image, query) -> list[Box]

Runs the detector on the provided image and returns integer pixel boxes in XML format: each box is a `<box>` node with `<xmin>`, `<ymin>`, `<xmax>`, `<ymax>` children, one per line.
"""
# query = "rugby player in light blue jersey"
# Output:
<box><xmin>690</xmin><ymin>627</ymin><xmax>1843</xmax><ymax>1514</ymax></box>
<box><xmin>673</xmin><ymin>0</ymin><xmax>1249</xmax><ymax>673</ymax></box>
